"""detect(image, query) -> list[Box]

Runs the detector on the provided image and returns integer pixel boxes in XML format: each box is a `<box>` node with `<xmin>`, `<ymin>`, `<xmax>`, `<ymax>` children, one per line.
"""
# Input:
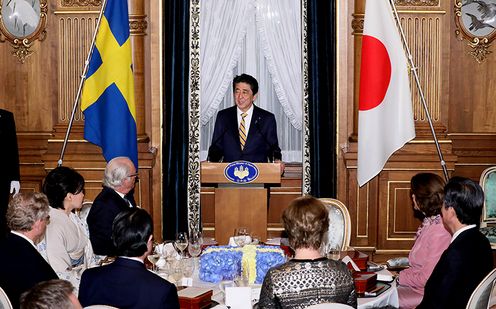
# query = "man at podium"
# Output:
<box><xmin>208</xmin><ymin>74</ymin><xmax>282</xmax><ymax>163</ymax></box>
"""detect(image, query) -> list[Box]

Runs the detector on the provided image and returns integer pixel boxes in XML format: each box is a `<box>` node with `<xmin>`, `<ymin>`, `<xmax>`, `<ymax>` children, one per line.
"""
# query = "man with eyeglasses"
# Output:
<box><xmin>87</xmin><ymin>156</ymin><xmax>138</xmax><ymax>256</ymax></box>
<box><xmin>0</xmin><ymin>192</ymin><xmax>58</xmax><ymax>308</ymax></box>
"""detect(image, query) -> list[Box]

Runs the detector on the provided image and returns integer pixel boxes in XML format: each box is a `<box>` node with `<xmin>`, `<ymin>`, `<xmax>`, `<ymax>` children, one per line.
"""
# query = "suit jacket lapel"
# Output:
<box><xmin>245</xmin><ymin>105</ymin><xmax>260</xmax><ymax>151</ymax></box>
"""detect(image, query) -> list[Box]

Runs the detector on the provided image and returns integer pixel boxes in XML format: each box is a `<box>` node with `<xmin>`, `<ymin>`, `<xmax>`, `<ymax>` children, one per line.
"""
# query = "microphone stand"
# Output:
<box><xmin>388</xmin><ymin>0</ymin><xmax>449</xmax><ymax>181</ymax></box>
<box><xmin>57</xmin><ymin>0</ymin><xmax>109</xmax><ymax>167</ymax></box>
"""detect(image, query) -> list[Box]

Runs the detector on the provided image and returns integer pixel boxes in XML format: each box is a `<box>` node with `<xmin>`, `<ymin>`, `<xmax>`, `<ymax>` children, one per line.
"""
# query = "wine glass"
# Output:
<box><xmin>147</xmin><ymin>253</ymin><xmax>160</xmax><ymax>271</ymax></box>
<box><xmin>234</xmin><ymin>227</ymin><xmax>250</xmax><ymax>247</ymax></box>
<box><xmin>188</xmin><ymin>229</ymin><xmax>203</xmax><ymax>258</ymax></box>
<box><xmin>175</xmin><ymin>232</ymin><xmax>189</xmax><ymax>258</ymax></box>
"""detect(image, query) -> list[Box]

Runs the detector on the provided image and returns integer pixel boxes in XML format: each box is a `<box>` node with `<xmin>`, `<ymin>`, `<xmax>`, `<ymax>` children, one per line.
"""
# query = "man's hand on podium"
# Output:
<box><xmin>275</xmin><ymin>160</ymin><xmax>285</xmax><ymax>176</ymax></box>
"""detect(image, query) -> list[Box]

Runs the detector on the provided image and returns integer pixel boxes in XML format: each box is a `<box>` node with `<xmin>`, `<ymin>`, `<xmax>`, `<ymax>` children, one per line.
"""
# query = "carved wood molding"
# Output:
<box><xmin>129</xmin><ymin>15</ymin><xmax>148</xmax><ymax>35</ymax></box>
<box><xmin>61</xmin><ymin>0</ymin><xmax>102</xmax><ymax>7</ymax></box>
<box><xmin>394</xmin><ymin>0</ymin><xmax>439</xmax><ymax>6</ymax></box>
<box><xmin>351</xmin><ymin>14</ymin><xmax>364</xmax><ymax>35</ymax></box>
<box><xmin>0</xmin><ymin>0</ymin><xmax>48</xmax><ymax>63</ymax></box>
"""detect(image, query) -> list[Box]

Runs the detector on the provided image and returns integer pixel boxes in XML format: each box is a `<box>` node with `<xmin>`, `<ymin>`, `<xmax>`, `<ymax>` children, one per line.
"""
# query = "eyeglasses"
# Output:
<box><xmin>127</xmin><ymin>173</ymin><xmax>139</xmax><ymax>180</ymax></box>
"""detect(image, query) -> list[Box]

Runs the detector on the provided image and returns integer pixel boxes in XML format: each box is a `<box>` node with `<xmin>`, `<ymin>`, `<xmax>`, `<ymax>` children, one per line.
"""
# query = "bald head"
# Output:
<box><xmin>103</xmin><ymin>157</ymin><xmax>137</xmax><ymax>194</ymax></box>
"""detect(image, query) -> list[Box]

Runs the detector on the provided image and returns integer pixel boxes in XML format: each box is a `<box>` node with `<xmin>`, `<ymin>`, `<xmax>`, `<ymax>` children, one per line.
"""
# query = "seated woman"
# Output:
<box><xmin>258</xmin><ymin>196</ymin><xmax>356</xmax><ymax>308</ymax></box>
<box><xmin>397</xmin><ymin>173</ymin><xmax>451</xmax><ymax>309</ymax></box>
<box><xmin>38</xmin><ymin>166</ymin><xmax>94</xmax><ymax>294</ymax></box>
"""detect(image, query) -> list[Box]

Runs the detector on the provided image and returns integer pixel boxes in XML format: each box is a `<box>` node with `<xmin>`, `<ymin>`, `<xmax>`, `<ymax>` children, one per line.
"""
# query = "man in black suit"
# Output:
<box><xmin>0</xmin><ymin>109</ymin><xmax>20</xmax><ymax>237</ymax></box>
<box><xmin>79</xmin><ymin>208</ymin><xmax>179</xmax><ymax>309</ymax></box>
<box><xmin>87</xmin><ymin>156</ymin><xmax>137</xmax><ymax>256</ymax></box>
<box><xmin>0</xmin><ymin>192</ymin><xmax>58</xmax><ymax>308</ymax></box>
<box><xmin>417</xmin><ymin>177</ymin><xmax>493</xmax><ymax>309</ymax></box>
<box><xmin>208</xmin><ymin>74</ymin><xmax>283</xmax><ymax>163</ymax></box>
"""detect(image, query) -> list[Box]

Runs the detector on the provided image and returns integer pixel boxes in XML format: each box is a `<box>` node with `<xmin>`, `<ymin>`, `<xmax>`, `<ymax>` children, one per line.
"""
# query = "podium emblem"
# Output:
<box><xmin>224</xmin><ymin>161</ymin><xmax>259</xmax><ymax>183</ymax></box>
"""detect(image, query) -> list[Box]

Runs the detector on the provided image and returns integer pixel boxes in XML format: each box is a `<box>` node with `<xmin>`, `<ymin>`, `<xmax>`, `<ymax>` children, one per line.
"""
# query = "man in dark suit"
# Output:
<box><xmin>0</xmin><ymin>192</ymin><xmax>58</xmax><ymax>308</ymax></box>
<box><xmin>417</xmin><ymin>177</ymin><xmax>493</xmax><ymax>309</ymax></box>
<box><xmin>79</xmin><ymin>208</ymin><xmax>179</xmax><ymax>309</ymax></box>
<box><xmin>87</xmin><ymin>156</ymin><xmax>137</xmax><ymax>256</ymax></box>
<box><xmin>0</xmin><ymin>109</ymin><xmax>20</xmax><ymax>237</ymax></box>
<box><xmin>208</xmin><ymin>74</ymin><xmax>283</xmax><ymax>163</ymax></box>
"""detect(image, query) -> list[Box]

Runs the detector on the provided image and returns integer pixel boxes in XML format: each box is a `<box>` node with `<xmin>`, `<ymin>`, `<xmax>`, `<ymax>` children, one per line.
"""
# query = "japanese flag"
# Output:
<box><xmin>357</xmin><ymin>0</ymin><xmax>415</xmax><ymax>187</ymax></box>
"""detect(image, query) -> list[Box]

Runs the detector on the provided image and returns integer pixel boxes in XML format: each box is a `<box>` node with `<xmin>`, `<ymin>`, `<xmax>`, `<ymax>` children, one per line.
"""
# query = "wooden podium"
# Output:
<box><xmin>201</xmin><ymin>162</ymin><xmax>281</xmax><ymax>245</ymax></box>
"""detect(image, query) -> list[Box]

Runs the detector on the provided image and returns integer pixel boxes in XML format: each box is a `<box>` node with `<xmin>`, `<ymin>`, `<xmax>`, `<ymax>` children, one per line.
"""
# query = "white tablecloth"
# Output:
<box><xmin>165</xmin><ymin>259</ymin><xmax>398</xmax><ymax>309</ymax></box>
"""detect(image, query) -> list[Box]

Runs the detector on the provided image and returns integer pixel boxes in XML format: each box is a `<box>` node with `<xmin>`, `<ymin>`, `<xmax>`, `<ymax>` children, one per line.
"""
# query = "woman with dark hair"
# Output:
<box><xmin>258</xmin><ymin>196</ymin><xmax>356</xmax><ymax>308</ymax></box>
<box><xmin>397</xmin><ymin>173</ymin><xmax>451</xmax><ymax>308</ymax></box>
<box><xmin>39</xmin><ymin>166</ymin><xmax>94</xmax><ymax>293</ymax></box>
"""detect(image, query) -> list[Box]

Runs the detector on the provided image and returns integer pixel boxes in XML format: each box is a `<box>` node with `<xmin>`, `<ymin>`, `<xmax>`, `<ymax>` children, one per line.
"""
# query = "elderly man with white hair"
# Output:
<box><xmin>87</xmin><ymin>156</ymin><xmax>138</xmax><ymax>256</ymax></box>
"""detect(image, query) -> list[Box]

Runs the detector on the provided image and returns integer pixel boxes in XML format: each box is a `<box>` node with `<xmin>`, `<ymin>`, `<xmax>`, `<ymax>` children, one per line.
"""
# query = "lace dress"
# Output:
<box><xmin>258</xmin><ymin>257</ymin><xmax>357</xmax><ymax>309</ymax></box>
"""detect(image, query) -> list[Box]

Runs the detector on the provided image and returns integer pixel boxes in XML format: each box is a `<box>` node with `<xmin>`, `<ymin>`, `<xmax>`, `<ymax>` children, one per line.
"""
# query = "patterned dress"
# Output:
<box><xmin>258</xmin><ymin>257</ymin><xmax>357</xmax><ymax>309</ymax></box>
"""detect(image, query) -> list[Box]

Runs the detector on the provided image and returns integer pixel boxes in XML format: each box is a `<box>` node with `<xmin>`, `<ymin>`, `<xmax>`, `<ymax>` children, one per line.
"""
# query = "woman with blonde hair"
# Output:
<box><xmin>259</xmin><ymin>196</ymin><xmax>356</xmax><ymax>308</ymax></box>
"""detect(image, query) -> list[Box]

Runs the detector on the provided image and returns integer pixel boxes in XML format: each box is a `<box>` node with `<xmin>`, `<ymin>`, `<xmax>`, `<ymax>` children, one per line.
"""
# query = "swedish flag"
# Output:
<box><xmin>81</xmin><ymin>0</ymin><xmax>138</xmax><ymax>168</ymax></box>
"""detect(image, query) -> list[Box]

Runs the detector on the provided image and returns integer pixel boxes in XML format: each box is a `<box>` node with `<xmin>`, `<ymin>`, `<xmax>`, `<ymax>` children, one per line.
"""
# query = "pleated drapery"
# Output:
<box><xmin>162</xmin><ymin>0</ymin><xmax>190</xmax><ymax>240</ymax></box>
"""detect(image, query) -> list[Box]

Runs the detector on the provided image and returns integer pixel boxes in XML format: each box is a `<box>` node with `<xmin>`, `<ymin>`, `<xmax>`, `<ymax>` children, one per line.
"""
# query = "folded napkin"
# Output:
<box><xmin>228</xmin><ymin>236</ymin><xmax>252</xmax><ymax>247</ymax></box>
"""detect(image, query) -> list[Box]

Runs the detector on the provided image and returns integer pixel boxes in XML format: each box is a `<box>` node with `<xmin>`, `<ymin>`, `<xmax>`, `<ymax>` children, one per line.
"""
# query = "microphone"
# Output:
<box><xmin>254</xmin><ymin>117</ymin><xmax>278</xmax><ymax>162</ymax></box>
<box><xmin>207</xmin><ymin>126</ymin><xmax>228</xmax><ymax>162</ymax></box>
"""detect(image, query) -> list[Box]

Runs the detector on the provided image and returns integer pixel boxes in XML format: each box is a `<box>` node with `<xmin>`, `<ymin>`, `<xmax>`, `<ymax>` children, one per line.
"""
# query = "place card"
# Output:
<box><xmin>225</xmin><ymin>286</ymin><xmax>252</xmax><ymax>309</ymax></box>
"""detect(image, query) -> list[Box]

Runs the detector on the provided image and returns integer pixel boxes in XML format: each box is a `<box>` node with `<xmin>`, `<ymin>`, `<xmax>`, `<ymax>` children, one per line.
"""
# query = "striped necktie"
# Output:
<box><xmin>239</xmin><ymin>112</ymin><xmax>248</xmax><ymax>150</ymax></box>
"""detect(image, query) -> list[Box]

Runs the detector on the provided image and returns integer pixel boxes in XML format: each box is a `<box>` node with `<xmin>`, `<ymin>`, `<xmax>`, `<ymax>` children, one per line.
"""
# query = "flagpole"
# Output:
<box><xmin>387</xmin><ymin>0</ymin><xmax>450</xmax><ymax>182</ymax></box>
<box><xmin>57</xmin><ymin>0</ymin><xmax>109</xmax><ymax>167</ymax></box>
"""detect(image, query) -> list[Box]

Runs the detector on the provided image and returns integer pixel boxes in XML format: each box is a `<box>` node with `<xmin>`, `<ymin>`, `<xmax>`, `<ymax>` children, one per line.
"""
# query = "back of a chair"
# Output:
<box><xmin>306</xmin><ymin>303</ymin><xmax>354</xmax><ymax>309</ymax></box>
<box><xmin>480</xmin><ymin>167</ymin><xmax>496</xmax><ymax>226</ymax></box>
<box><xmin>466</xmin><ymin>268</ymin><xmax>496</xmax><ymax>309</ymax></box>
<box><xmin>318</xmin><ymin>198</ymin><xmax>351</xmax><ymax>251</ymax></box>
<box><xmin>0</xmin><ymin>286</ymin><xmax>13</xmax><ymax>309</ymax></box>
<box><xmin>479</xmin><ymin>167</ymin><xmax>496</xmax><ymax>248</ymax></box>
<box><xmin>78</xmin><ymin>201</ymin><xmax>93</xmax><ymax>223</ymax></box>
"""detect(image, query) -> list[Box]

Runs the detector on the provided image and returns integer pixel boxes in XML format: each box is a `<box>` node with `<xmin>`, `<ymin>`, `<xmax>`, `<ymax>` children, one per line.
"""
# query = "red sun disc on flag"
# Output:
<box><xmin>359</xmin><ymin>35</ymin><xmax>392</xmax><ymax>111</ymax></box>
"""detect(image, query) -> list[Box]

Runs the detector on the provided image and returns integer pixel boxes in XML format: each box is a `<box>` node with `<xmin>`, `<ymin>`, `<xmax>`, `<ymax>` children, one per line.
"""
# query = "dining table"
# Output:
<box><xmin>171</xmin><ymin>260</ymin><xmax>399</xmax><ymax>309</ymax></box>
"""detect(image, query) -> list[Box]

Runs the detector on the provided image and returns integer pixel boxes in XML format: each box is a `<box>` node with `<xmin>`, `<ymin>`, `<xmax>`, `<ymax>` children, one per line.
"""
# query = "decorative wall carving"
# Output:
<box><xmin>302</xmin><ymin>0</ymin><xmax>311</xmax><ymax>194</ymax></box>
<box><xmin>401</xmin><ymin>15</ymin><xmax>442</xmax><ymax>122</ymax></box>
<box><xmin>129</xmin><ymin>19</ymin><xmax>148</xmax><ymax>35</ymax></box>
<box><xmin>395</xmin><ymin>0</ymin><xmax>439</xmax><ymax>6</ymax></box>
<box><xmin>57</xmin><ymin>15</ymin><xmax>98</xmax><ymax>123</ymax></box>
<box><xmin>0</xmin><ymin>0</ymin><xmax>48</xmax><ymax>63</ymax></box>
<box><xmin>61</xmin><ymin>0</ymin><xmax>102</xmax><ymax>7</ymax></box>
<box><xmin>351</xmin><ymin>14</ymin><xmax>364</xmax><ymax>35</ymax></box>
<box><xmin>187</xmin><ymin>0</ymin><xmax>201</xmax><ymax>232</ymax></box>
<box><xmin>454</xmin><ymin>0</ymin><xmax>495</xmax><ymax>63</ymax></box>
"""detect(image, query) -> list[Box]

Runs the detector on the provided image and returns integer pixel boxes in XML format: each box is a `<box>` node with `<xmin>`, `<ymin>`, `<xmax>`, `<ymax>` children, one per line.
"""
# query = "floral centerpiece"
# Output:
<box><xmin>199</xmin><ymin>245</ymin><xmax>286</xmax><ymax>284</ymax></box>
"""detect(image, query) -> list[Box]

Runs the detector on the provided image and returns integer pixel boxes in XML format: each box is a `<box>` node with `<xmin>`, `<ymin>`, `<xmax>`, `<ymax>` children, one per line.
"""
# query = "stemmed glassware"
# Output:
<box><xmin>188</xmin><ymin>229</ymin><xmax>203</xmax><ymax>258</ymax></box>
<box><xmin>175</xmin><ymin>232</ymin><xmax>189</xmax><ymax>258</ymax></box>
<box><xmin>234</xmin><ymin>227</ymin><xmax>250</xmax><ymax>247</ymax></box>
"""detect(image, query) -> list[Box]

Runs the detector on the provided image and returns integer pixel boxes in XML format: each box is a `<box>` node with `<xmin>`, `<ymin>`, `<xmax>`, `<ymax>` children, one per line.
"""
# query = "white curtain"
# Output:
<box><xmin>199</xmin><ymin>0</ymin><xmax>302</xmax><ymax>162</ymax></box>
<box><xmin>199</xmin><ymin>0</ymin><xmax>256</xmax><ymax>125</ymax></box>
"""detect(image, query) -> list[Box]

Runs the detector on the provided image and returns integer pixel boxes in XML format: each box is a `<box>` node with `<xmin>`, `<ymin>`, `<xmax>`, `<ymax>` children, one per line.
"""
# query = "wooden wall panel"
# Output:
<box><xmin>340</xmin><ymin>0</ymin><xmax>496</xmax><ymax>261</ymax></box>
<box><xmin>0</xmin><ymin>0</ymin><xmax>161</xmax><ymax>239</ymax></box>
<box><xmin>449</xmin><ymin>21</ymin><xmax>496</xmax><ymax>132</ymax></box>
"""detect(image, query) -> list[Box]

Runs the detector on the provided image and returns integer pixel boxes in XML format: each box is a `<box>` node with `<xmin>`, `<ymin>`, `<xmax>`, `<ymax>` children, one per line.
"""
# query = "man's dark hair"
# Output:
<box><xmin>112</xmin><ymin>208</ymin><xmax>153</xmax><ymax>257</ymax></box>
<box><xmin>444</xmin><ymin>176</ymin><xmax>484</xmax><ymax>226</ymax></box>
<box><xmin>233</xmin><ymin>74</ymin><xmax>259</xmax><ymax>95</ymax></box>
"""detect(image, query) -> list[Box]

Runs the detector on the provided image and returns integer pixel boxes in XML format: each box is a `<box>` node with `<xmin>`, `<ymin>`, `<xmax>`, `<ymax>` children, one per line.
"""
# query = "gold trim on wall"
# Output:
<box><xmin>0</xmin><ymin>0</ymin><xmax>48</xmax><ymax>63</ymax></box>
<box><xmin>61</xmin><ymin>0</ymin><xmax>102</xmax><ymax>7</ymax></box>
<box><xmin>395</xmin><ymin>0</ymin><xmax>439</xmax><ymax>6</ymax></box>
<box><xmin>356</xmin><ymin>184</ymin><xmax>370</xmax><ymax>238</ymax></box>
